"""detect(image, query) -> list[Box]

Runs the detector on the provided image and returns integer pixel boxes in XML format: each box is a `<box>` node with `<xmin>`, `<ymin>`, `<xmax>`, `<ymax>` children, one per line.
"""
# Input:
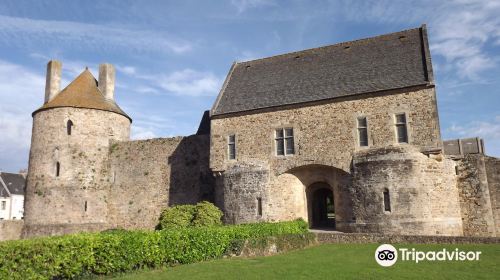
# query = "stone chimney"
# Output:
<box><xmin>44</xmin><ymin>60</ymin><xmax>62</xmax><ymax>104</ymax></box>
<box><xmin>98</xmin><ymin>63</ymin><xmax>115</xmax><ymax>101</ymax></box>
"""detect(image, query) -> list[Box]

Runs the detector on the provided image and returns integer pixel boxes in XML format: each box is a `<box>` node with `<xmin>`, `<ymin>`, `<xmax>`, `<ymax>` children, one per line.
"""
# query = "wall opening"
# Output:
<box><xmin>257</xmin><ymin>197</ymin><xmax>262</xmax><ymax>217</ymax></box>
<box><xmin>67</xmin><ymin>120</ymin><xmax>73</xmax><ymax>135</ymax></box>
<box><xmin>383</xmin><ymin>189</ymin><xmax>391</xmax><ymax>212</ymax></box>
<box><xmin>56</xmin><ymin>162</ymin><xmax>60</xmax><ymax>177</ymax></box>
<box><xmin>308</xmin><ymin>183</ymin><xmax>335</xmax><ymax>229</ymax></box>
<box><xmin>228</xmin><ymin>134</ymin><xmax>236</xmax><ymax>160</ymax></box>
<box><xmin>357</xmin><ymin>116</ymin><xmax>368</xmax><ymax>147</ymax></box>
<box><xmin>395</xmin><ymin>113</ymin><xmax>408</xmax><ymax>143</ymax></box>
<box><xmin>84</xmin><ymin>201</ymin><xmax>88</xmax><ymax>212</ymax></box>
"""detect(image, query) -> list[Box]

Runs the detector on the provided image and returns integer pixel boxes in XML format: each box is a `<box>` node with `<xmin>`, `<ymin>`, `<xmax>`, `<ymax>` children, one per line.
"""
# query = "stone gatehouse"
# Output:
<box><xmin>21</xmin><ymin>25</ymin><xmax>500</xmax><ymax>238</ymax></box>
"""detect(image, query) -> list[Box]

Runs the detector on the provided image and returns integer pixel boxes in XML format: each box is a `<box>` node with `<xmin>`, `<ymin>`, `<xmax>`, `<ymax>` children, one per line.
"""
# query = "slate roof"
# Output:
<box><xmin>33</xmin><ymin>70</ymin><xmax>131</xmax><ymax>122</ymax></box>
<box><xmin>0</xmin><ymin>172</ymin><xmax>25</xmax><ymax>196</ymax></box>
<box><xmin>211</xmin><ymin>25</ymin><xmax>434</xmax><ymax>116</ymax></box>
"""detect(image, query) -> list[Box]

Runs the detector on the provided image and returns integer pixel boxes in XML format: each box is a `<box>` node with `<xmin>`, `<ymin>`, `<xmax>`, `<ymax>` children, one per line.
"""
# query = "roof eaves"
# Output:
<box><xmin>211</xmin><ymin>83</ymin><xmax>432</xmax><ymax>118</ymax></box>
<box><xmin>32</xmin><ymin>105</ymin><xmax>132</xmax><ymax>122</ymax></box>
<box><xmin>210</xmin><ymin>61</ymin><xmax>238</xmax><ymax>117</ymax></box>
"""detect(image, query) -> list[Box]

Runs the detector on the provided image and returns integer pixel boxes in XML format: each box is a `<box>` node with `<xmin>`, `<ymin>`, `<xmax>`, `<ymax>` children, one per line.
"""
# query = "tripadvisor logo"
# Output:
<box><xmin>375</xmin><ymin>244</ymin><xmax>482</xmax><ymax>267</ymax></box>
<box><xmin>375</xmin><ymin>244</ymin><xmax>398</xmax><ymax>267</ymax></box>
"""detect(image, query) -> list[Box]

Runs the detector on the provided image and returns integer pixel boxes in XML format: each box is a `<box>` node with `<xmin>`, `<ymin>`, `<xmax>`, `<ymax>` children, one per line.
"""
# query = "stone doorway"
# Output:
<box><xmin>308</xmin><ymin>183</ymin><xmax>335</xmax><ymax>229</ymax></box>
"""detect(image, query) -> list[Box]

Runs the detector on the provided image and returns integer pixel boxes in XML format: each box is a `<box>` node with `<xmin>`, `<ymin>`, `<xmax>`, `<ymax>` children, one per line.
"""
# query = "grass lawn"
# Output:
<box><xmin>109</xmin><ymin>244</ymin><xmax>500</xmax><ymax>280</ymax></box>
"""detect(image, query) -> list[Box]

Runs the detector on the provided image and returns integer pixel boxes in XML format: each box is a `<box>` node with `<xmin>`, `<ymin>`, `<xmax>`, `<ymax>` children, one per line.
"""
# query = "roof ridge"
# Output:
<box><xmin>237</xmin><ymin>25</ymin><xmax>423</xmax><ymax>65</ymax></box>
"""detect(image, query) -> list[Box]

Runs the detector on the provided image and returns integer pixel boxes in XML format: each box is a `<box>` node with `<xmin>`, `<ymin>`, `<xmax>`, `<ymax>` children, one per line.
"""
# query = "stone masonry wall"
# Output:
<box><xmin>23</xmin><ymin>108</ymin><xmax>130</xmax><ymax>237</ymax></box>
<box><xmin>456</xmin><ymin>154</ymin><xmax>496</xmax><ymax>237</ymax></box>
<box><xmin>210</xmin><ymin>86</ymin><xmax>441</xmax><ymax>174</ymax></box>
<box><xmin>107</xmin><ymin>135</ymin><xmax>213</xmax><ymax>230</ymax></box>
<box><xmin>485</xmin><ymin>156</ymin><xmax>500</xmax><ymax>236</ymax></box>
<box><xmin>210</xmin><ymin>87</ymin><xmax>441</xmax><ymax>225</ymax></box>
<box><xmin>351</xmin><ymin>146</ymin><xmax>462</xmax><ymax>236</ymax></box>
<box><xmin>218</xmin><ymin>161</ymin><xmax>270</xmax><ymax>224</ymax></box>
<box><xmin>0</xmin><ymin>220</ymin><xmax>24</xmax><ymax>241</ymax></box>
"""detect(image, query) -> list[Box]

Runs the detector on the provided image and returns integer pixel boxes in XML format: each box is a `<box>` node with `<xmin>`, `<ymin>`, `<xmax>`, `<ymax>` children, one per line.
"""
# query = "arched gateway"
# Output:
<box><xmin>280</xmin><ymin>164</ymin><xmax>353</xmax><ymax>231</ymax></box>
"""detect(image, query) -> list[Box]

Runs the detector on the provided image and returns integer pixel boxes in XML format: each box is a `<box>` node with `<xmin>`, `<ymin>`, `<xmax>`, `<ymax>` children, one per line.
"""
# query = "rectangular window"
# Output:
<box><xmin>395</xmin><ymin>113</ymin><xmax>408</xmax><ymax>143</ymax></box>
<box><xmin>228</xmin><ymin>135</ymin><xmax>236</xmax><ymax>160</ymax></box>
<box><xmin>357</xmin><ymin>117</ymin><xmax>368</xmax><ymax>147</ymax></box>
<box><xmin>1</xmin><ymin>201</ymin><xmax>5</xmax><ymax>210</ymax></box>
<box><xmin>257</xmin><ymin>197</ymin><xmax>262</xmax><ymax>217</ymax></box>
<box><xmin>276</xmin><ymin>128</ymin><xmax>294</xmax><ymax>156</ymax></box>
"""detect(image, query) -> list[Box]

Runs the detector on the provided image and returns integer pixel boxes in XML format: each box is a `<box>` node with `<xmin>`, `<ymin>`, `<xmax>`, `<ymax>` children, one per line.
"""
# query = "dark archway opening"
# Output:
<box><xmin>310</xmin><ymin>185</ymin><xmax>335</xmax><ymax>229</ymax></box>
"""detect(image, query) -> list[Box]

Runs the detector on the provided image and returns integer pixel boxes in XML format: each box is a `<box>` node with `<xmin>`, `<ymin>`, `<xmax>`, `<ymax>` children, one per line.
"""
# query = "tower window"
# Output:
<box><xmin>383</xmin><ymin>189</ymin><xmax>391</xmax><ymax>212</ymax></box>
<box><xmin>357</xmin><ymin>117</ymin><xmax>368</xmax><ymax>147</ymax></box>
<box><xmin>228</xmin><ymin>135</ymin><xmax>236</xmax><ymax>160</ymax></box>
<box><xmin>395</xmin><ymin>113</ymin><xmax>408</xmax><ymax>143</ymax></box>
<box><xmin>275</xmin><ymin>128</ymin><xmax>294</xmax><ymax>156</ymax></box>
<box><xmin>84</xmin><ymin>201</ymin><xmax>88</xmax><ymax>212</ymax></box>
<box><xmin>67</xmin><ymin>120</ymin><xmax>73</xmax><ymax>135</ymax></box>
<box><xmin>56</xmin><ymin>162</ymin><xmax>60</xmax><ymax>177</ymax></box>
<box><xmin>257</xmin><ymin>197</ymin><xmax>262</xmax><ymax>217</ymax></box>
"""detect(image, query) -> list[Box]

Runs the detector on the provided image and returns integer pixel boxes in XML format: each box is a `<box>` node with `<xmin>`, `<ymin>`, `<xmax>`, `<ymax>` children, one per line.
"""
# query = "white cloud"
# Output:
<box><xmin>0</xmin><ymin>60</ymin><xmax>45</xmax><ymax>172</ymax></box>
<box><xmin>131</xmin><ymin>125</ymin><xmax>157</xmax><ymax>140</ymax></box>
<box><xmin>338</xmin><ymin>0</ymin><xmax>500</xmax><ymax>82</ymax></box>
<box><xmin>231</xmin><ymin>0</ymin><xmax>276</xmax><ymax>13</ymax></box>
<box><xmin>153</xmin><ymin>69</ymin><xmax>222</xmax><ymax>97</ymax></box>
<box><xmin>116</xmin><ymin>65</ymin><xmax>137</xmax><ymax>75</ymax></box>
<box><xmin>130</xmin><ymin>113</ymin><xmax>175</xmax><ymax>140</ymax></box>
<box><xmin>0</xmin><ymin>15</ymin><xmax>192</xmax><ymax>54</ymax></box>
<box><xmin>238</xmin><ymin>50</ymin><xmax>261</xmax><ymax>62</ymax></box>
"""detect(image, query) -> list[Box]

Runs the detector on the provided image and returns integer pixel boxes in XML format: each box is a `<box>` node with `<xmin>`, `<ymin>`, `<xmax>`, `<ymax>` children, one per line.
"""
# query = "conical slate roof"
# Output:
<box><xmin>33</xmin><ymin>69</ymin><xmax>131</xmax><ymax>122</ymax></box>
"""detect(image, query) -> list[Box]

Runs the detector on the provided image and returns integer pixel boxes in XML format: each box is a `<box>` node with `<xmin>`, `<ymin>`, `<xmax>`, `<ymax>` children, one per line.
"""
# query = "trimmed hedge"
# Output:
<box><xmin>0</xmin><ymin>219</ymin><xmax>308</xmax><ymax>280</ymax></box>
<box><xmin>225</xmin><ymin>232</ymin><xmax>317</xmax><ymax>257</ymax></box>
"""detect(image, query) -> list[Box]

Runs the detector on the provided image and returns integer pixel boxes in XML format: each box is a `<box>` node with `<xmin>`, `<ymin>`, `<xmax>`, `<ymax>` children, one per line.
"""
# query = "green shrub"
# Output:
<box><xmin>192</xmin><ymin>201</ymin><xmax>223</xmax><ymax>227</ymax></box>
<box><xmin>0</xmin><ymin>220</ymin><xmax>308</xmax><ymax>280</ymax></box>
<box><xmin>158</xmin><ymin>201</ymin><xmax>223</xmax><ymax>230</ymax></box>
<box><xmin>158</xmin><ymin>204</ymin><xmax>196</xmax><ymax>230</ymax></box>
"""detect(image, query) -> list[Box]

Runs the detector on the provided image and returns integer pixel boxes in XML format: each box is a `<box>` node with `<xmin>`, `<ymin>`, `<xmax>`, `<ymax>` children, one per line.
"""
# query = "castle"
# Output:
<box><xmin>22</xmin><ymin>25</ymin><xmax>500</xmax><ymax>238</ymax></box>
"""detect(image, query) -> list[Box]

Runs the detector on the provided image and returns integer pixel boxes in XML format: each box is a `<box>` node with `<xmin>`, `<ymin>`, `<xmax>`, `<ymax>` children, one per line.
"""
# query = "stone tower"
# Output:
<box><xmin>23</xmin><ymin>61</ymin><xmax>131</xmax><ymax>237</ymax></box>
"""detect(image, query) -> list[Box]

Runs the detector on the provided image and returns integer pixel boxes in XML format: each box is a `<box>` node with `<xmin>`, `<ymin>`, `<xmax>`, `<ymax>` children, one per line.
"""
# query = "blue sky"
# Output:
<box><xmin>0</xmin><ymin>0</ymin><xmax>499</xmax><ymax>172</ymax></box>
